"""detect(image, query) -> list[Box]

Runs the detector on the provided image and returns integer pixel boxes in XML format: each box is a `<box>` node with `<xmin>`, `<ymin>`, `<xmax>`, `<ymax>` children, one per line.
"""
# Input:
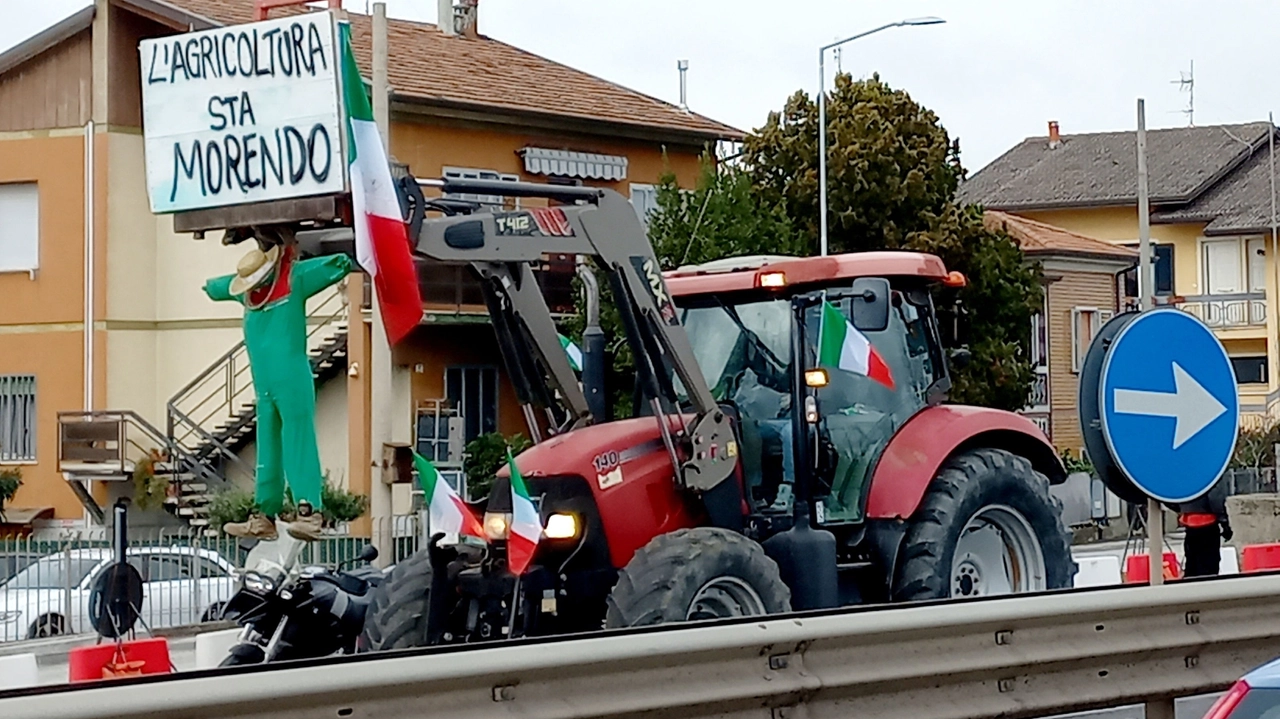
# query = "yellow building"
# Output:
<box><xmin>963</xmin><ymin>121</ymin><xmax>1280</xmax><ymax>431</ymax></box>
<box><xmin>0</xmin><ymin>0</ymin><xmax>740</xmax><ymax>532</ymax></box>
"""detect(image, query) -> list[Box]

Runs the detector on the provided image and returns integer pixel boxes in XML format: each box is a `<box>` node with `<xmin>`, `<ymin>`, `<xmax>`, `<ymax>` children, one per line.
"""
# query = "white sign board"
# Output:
<box><xmin>140</xmin><ymin>12</ymin><xmax>345</xmax><ymax>214</ymax></box>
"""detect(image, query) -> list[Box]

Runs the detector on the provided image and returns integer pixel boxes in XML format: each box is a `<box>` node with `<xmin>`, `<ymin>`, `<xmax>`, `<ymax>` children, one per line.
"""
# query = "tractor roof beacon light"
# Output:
<box><xmin>805</xmin><ymin>369</ymin><xmax>830</xmax><ymax>387</ymax></box>
<box><xmin>943</xmin><ymin>271</ymin><xmax>967</xmax><ymax>288</ymax></box>
<box><xmin>758</xmin><ymin>271</ymin><xmax>787</xmax><ymax>288</ymax></box>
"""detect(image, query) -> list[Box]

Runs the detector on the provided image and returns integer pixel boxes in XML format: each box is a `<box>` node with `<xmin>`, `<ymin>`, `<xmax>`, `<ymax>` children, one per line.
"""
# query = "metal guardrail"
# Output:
<box><xmin>7</xmin><ymin>573</ymin><xmax>1280</xmax><ymax>718</ymax></box>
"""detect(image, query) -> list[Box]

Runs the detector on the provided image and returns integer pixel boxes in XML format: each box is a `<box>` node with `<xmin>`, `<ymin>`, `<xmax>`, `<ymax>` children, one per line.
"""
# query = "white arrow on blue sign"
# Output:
<box><xmin>1099</xmin><ymin>308</ymin><xmax>1239</xmax><ymax>504</ymax></box>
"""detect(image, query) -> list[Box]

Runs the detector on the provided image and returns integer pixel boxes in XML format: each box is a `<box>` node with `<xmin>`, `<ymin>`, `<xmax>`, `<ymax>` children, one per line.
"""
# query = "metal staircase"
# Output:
<box><xmin>163</xmin><ymin>285</ymin><xmax>352</xmax><ymax>527</ymax></box>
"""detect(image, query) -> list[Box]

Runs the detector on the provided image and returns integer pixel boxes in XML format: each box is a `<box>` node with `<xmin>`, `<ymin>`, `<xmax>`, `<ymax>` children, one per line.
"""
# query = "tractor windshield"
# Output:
<box><xmin>673</xmin><ymin>282</ymin><xmax>948</xmax><ymax>523</ymax></box>
<box><xmin>679</xmin><ymin>298</ymin><xmax>791</xmax><ymax>402</ymax></box>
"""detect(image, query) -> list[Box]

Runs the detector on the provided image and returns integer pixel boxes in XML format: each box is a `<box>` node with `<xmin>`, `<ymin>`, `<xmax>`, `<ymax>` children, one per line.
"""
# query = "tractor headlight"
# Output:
<box><xmin>484</xmin><ymin>512</ymin><xmax>511</xmax><ymax>541</ymax></box>
<box><xmin>543</xmin><ymin>513</ymin><xmax>578</xmax><ymax>540</ymax></box>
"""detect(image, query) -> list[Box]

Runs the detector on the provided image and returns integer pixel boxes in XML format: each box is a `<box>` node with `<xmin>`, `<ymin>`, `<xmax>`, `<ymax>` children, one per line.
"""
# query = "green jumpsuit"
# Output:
<box><xmin>204</xmin><ymin>250</ymin><xmax>353</xmax><ymax>516</ymax></box>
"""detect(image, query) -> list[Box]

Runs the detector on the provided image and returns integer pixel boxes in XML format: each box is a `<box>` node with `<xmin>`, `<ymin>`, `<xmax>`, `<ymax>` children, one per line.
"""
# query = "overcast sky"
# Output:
<box><xmin>5</xmin><ymin>0</ymin><xmax>1280</xmax><ymax>171</ymax></box>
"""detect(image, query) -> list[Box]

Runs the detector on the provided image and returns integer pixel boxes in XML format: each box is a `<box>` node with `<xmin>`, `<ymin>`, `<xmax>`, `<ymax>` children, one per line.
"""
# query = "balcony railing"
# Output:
<box><xmin>1174</xmin><ymin>293</ymin><xmax>1267</xmax><ymax>328</ymax></box>
<box><xmin>1027</xmin><ymin>370</ymin><xmax>1049</xmax><ymax>409</ymax></box>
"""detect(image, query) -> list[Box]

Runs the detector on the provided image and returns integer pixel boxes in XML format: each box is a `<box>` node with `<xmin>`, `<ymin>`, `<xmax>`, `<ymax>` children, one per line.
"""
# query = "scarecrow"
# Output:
<box><xmin>204</xmin><ymin>238</ymin><xmax>352</xmax><ymax>541</ymax></box>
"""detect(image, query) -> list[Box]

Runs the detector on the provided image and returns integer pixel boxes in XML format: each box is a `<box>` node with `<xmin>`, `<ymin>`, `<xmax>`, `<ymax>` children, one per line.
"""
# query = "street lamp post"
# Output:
<box><xmin>818</xmin><ymin>17</ymin><xmax>945</xmax><ymax>256</ymax></box>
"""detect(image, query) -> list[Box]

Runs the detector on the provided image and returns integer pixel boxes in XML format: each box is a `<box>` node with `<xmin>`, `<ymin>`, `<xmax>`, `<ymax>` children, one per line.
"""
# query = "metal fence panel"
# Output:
<box><xmin>0</xmin><ymin>516</ymin><xmax>420</xmax><ymax>644</ymax></box>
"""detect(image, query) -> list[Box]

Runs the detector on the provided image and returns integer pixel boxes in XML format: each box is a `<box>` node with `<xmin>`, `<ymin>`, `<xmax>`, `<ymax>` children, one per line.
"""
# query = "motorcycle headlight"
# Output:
<box><xmin>544</xmin><ymin>513</ymin><xmax>578</xmax><ymax>539</ymax></box>
<box><xmin>242</xmin><ymin>571</ymin><xmax>275</xmax><ymax>595</ymax></box>
<box><xmin>0</xmin><ymin>611</ymin><xmax>20</xmax><ymax>623</ymax></box>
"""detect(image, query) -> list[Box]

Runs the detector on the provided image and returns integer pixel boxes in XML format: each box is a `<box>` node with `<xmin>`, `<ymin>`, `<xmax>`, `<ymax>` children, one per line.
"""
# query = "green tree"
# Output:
<box><xmin>743</xmin><ymin>73</ymin><xmax>1041</xmax><ymax>410</ymax></box>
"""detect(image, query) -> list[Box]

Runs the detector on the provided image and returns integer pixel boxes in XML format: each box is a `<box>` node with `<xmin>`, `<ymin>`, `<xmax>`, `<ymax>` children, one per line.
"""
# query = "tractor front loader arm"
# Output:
<box><xmin>414</xmin><ymin>178</ymin><xmax>736</xmax><ymax>493</ymax></box>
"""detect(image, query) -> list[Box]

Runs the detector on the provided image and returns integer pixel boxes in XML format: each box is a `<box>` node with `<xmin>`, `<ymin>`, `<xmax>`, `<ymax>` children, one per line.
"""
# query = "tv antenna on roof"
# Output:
<box><xmin>1172</xmin><ymin>60</ymin><xmax>1194</xmax><ymax>126</ymax></box>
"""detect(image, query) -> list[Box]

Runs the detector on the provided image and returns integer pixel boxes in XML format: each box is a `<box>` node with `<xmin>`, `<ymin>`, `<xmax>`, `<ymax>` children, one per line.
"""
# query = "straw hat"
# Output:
<box><xmin>228</xmin><ymin>245</ymin><xmax>281</xmax><ymax>296</ymax></box>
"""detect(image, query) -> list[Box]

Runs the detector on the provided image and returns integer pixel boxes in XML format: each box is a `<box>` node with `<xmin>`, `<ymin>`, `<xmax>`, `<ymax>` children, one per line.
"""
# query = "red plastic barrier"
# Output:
<box><xmin>1123</xmin><ymin>552</ymin><xmax>1181</xmax><ymax>583</ymax></box>
<box><xmin>1242</xmin><ymin>543</ymin><xmax>1280</xmax><ymax>572</ymax></box>
<box><xmin>68</xmin><ymin>638</ymin><xmax>171</xmax><ymax>682</ymax></box>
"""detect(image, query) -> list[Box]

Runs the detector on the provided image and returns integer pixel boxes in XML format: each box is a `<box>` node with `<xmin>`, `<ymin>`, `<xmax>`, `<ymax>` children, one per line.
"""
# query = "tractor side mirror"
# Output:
<box><xmin>949</xmin><ymin>347</ymin><xmax>972</xmax><ymax>370</ymax></box>
<box><xmin>849</xmin><ymin>278</ymin><xmax>890</xmax><ymax>333</ymax></box>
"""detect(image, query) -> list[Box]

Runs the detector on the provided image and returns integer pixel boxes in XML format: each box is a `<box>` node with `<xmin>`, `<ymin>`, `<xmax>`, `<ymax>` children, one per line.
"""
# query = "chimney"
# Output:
<box><xmin>677</xmin><ymin>59</ymin><xmax>689</xmax><ymax>112</ymax></box>
<box><xmin>437</xmin><ymin>0</ymin><xmax>455</xmax><ymax>35</ymax></box>
<box><xmin>458</xmin><ymin>0</ymin><xmax>479</xmax><ymax>38</ymax></box>
<box><xmin>1048</xmin><ymin>121</ymin><xmax>1061</xmax><ymax>149</ymax></box>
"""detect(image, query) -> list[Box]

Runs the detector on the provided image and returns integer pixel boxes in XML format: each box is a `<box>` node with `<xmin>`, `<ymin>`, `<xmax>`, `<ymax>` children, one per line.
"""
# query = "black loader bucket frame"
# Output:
<box><xmin>413</xmin><ymin>178</ymin><xmax>735</xmax><ymax>494</ymax></box>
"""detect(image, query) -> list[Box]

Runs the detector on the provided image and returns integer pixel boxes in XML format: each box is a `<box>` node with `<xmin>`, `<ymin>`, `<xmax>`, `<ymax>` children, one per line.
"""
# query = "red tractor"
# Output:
<box><xmin>361</xmin><ymin>178</ymin><xmax>1075</xmax><ymax>649</ymax></box>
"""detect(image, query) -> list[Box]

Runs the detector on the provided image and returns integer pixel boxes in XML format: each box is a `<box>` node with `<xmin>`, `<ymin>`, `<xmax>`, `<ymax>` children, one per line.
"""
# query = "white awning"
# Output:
<box><xmin>519</xmin><ymin>148</ymin><xmax>628</xmax><ymax>181</ymax></box>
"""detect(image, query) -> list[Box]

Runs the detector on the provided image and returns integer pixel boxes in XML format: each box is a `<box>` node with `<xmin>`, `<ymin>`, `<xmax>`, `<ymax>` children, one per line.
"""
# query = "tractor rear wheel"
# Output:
<box><xmin>605</xmin><ymin>528</ymin><xmax>791</xmax><ymax>627</ymax></box>
<box><xmin>891</xmin><ymin>448</ymin><xmax>1075</xmax><ymax>602</ymax></box>
<box><xmin>359</xmin><ymin>547</ymin><xmax>433</xmax><ymax>652</ymax></box>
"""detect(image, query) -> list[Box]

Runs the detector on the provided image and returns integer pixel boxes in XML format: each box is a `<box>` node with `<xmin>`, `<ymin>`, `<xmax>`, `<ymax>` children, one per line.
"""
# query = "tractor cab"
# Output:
<box><xmin>665</xmin><ymin>252</ymin><xmax>959</xmax><ymax>528</ymax></box>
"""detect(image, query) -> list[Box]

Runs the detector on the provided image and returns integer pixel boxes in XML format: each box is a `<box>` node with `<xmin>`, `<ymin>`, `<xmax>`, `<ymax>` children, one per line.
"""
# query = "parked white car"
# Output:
<box><xmin>0</xmin><ymin>546</ymin><xmax>237</xmax><ymax>642</ymax></box>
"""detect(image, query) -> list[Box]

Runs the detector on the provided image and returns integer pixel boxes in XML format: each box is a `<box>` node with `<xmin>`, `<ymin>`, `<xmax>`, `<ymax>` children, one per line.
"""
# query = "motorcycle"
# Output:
<box><xmin>220</xmin><ymin>542</ymin><xmax>384</xmax><ymax>666</ymax></box>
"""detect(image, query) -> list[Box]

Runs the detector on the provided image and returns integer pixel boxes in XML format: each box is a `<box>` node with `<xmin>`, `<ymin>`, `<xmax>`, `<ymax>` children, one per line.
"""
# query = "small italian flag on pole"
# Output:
<box><xmin>339</xmin><ymin>22</ymin><xmax>423</xmax><ymax>345</ymax></box>
<box><xmin>505</xmin><ymin>450</ymin><xmax>542</xmax><ymax>575</ymax></box>
<box><xmin>413</xmin><ymin>450</ymin><xmax>484</xmax><ymax>539</ymax></box>
<box><xmin>818</xmin><ymin>300</ymin><xmax>895</xmax><ymax>390</ymax></box>
<box><xmin>558</xmin><ymin>333</ymin><xmax>583</xmax><ymax>372</ymax></box>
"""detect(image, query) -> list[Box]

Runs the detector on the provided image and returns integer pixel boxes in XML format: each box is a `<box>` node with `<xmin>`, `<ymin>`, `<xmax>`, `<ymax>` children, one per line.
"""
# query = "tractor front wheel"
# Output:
<box><xmin>605</xmin><ymin>528</ymin><xmax>791</xmax><ymax>627</ymax></box>
<box><xmin>359</xmin><ymin>547</ymin><xmax>433</xmax><ymax>652</ymax></box>
<box><xmin>891</xmin><ymin>448</ymin><xmax>1076</xmax><ymax>602</ymax></box>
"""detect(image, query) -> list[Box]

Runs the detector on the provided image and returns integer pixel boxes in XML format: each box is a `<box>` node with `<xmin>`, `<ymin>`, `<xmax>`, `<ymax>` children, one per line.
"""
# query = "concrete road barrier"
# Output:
<box><xmin>0</xmin><ymin>653</ymin><xmax>38</xmax><ymax>690</ymax></box>
<box><xmin>1227</xmin><ymin>494</ymin><xmax>1280</xmax><ymax>548</ymax></box>
<box><xmin>194</xmin><ymin>628</ymin><xmax>241</xmax><ymax>669</ymax></box>
<box><xmin>1073</xmin><ymin>555</ymin><xmax>1122</xmax><ymax>587</ymax></box>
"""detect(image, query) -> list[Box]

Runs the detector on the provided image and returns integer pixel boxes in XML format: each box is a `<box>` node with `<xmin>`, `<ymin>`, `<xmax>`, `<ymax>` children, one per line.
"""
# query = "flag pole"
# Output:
<box><xmin>368</xmin><ymin>1</ymin><xmax>394</xmax><ymax>565</ymax></box>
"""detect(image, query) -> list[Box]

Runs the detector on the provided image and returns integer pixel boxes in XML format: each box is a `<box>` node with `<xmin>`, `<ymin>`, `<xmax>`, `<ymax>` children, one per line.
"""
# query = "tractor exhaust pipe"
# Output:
<box><xmin>577</xmin><ymin>261</ymin><xmax>607</xmax><ymax>421</ymax></box>
<box><xmin>762</xmin><ymin>294</ymin><xmax>839</xmax><ymax>611</ymax></box>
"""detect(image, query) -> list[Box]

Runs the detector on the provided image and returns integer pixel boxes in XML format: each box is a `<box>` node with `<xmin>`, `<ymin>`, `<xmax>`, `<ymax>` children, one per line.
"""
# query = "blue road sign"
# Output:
<box><xmin>1100</xmin><ymin>308</ymin><xmax>1239</xmax><ymax>504</ymax></box>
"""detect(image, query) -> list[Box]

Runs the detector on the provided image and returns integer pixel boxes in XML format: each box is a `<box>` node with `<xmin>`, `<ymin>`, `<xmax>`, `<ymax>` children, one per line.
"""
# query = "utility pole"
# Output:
<box><xmin>1136</xmin><ymin>98</ymin><xmax>1165</xmax><ymax>591</ymax></box>
<box><xmin>369</xmin><ymin>1</ymin><xmax>393</xmax><ymax>564</ymax></box>
<box><xmin>1137</xmin><ymin>105</ymin><xmax>1176</xmax><ymax>719</ymax></box>
<box><xmin>1271</xmin><ymin>112</ymin><xmax>1278</xmax><ymax>404</ymax></box>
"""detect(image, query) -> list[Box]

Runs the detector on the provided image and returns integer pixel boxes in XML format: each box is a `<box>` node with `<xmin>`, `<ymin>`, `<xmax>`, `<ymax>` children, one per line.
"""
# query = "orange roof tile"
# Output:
<box><xmin>984</xmin><ymin>211</ymin><xmax>1138</xmax><ymax>261</ymax></box>
<box><xmin>154</xmin><ymin>0</ymin><xmax>743</xmax><ymax>142</ymax></box>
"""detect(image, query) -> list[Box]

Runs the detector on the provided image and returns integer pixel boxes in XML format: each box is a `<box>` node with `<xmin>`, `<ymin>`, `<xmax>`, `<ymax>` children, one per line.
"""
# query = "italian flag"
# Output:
<box><xmin>413</xmin><ymin>450</ymin><xmax>484</xmax><ymax>539</ymax></box>
<box><xmin>558</xmin><ymin>333</ymin><xmax>583</xmax><ymax>372</ymax></box>
<box><xmin>506</xmin><ymin>450</ymin><xmax>542</xmax><ymax>575</ymax></box>
<box><xmin>818</xmin><ymin>300</ymin><xmax>895</xmax><ymax>390</ymax></box>
<box><xmin>340</xmin><ymin>23</ymin><xmax>423</xmax><ymax>345</ymax></box>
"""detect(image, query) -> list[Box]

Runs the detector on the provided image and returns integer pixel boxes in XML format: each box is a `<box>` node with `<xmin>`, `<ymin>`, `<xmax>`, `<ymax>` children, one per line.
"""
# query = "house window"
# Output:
<box><xmin>1122</xmin><ymin>244</ymin><xmax>1174</xmax><ymax>297</ymax></box>
<box><xmin>1071</xmin><ymin>308</ymin><xmax>1112</xmax><ymax>372</ymax></box>
<box><xmin>630</xmin><ymin>183</ymin><xmax>660</xmax><ymax>227</ymax></box>
<box><xmin>0</xmin><ymin>183</ymin><xmax>39</xmax><ymax>272</ymax></box>
<box><xmin>1030</xmin><ymin>310</ymin><xmax>1048</xmax><ymax>371</ymax></box>
<box><xmin>1201</xmin><ymin>237</ymin><xmax>1266</xmax><ymax>295</ymax></box>
<box><xmin>445</xmin><ymin>366</ymin><xmax>498</xmax><ymax>443</ymax></box>
<box><xmin>1231</xmin><ymin>356</ymin><xmax>1268</xmax><ymax>385</ymax></box>
<box><xmin>0</xmin><ymin>376</ymin><xmax>36</xmax><ymax>462</ymax></box>
<box><xmin>442</xmin><ymin>167</ymin><xmax>520</xmax><ymax>209</ymax></box>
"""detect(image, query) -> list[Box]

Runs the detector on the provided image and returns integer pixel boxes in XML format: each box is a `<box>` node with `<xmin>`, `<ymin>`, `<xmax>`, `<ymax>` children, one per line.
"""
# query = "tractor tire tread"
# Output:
<box><xmin>360</xmin><ymin>547</ymin><xmax>434</xmax><ymax>652</ymax></box>
<box><xmin>891</xmin><ymin>448</ymin><xmax>1075</xmax><ymax>602</ymax></box>
<box><xmin>605</xmin><ymin>527</ymin><xmax>790</xmax><ymax>628</ymax></box>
